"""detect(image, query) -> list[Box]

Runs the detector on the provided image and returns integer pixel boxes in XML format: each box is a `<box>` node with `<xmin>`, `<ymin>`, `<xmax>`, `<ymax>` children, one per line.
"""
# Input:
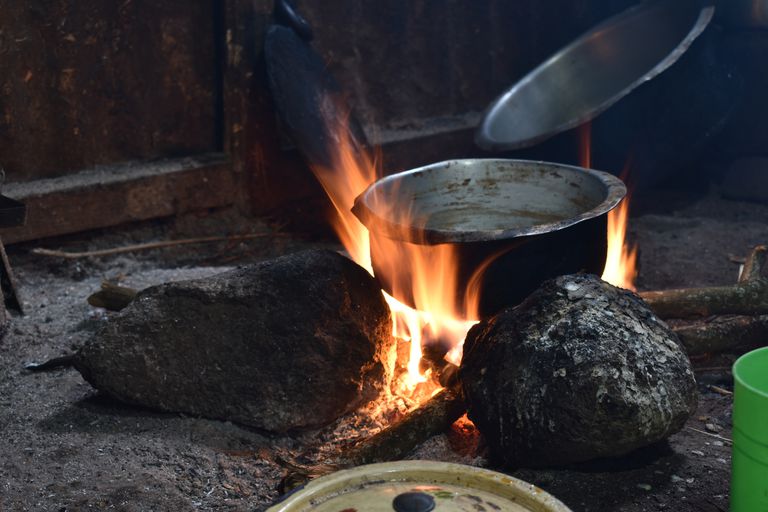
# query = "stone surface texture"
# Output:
<box><xmin>75</xmin><ymin>250</ymin><xmax>395</xmax><ymax>433</ymax></box>
<box><xmin>460</xmin><ymin>273</ymin><xmax>698</xmax><ymax>468</ymax></box>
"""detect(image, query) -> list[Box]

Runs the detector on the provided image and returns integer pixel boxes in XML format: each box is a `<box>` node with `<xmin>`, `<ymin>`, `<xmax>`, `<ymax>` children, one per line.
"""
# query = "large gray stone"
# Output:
<box><xmin>75</xmin><ymin>250</ymin><xmax>395</xmax><ymax>433</ymax></box>
<box><xmin>460</xmin><ymin>274</ymin><xmax>697</xmax><ymax>468</ymax></box>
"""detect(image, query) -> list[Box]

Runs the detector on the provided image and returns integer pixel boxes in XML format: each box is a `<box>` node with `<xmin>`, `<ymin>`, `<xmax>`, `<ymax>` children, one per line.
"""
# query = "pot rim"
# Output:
<box><xmin>351</xmin><ymin>158</ymin><xmax>627</xmax><ymax>245</ymax></box>
<box><xmin>267</xmin><ymin>460</ymin><xmax>573</xmax><ymax>511</ymax></box>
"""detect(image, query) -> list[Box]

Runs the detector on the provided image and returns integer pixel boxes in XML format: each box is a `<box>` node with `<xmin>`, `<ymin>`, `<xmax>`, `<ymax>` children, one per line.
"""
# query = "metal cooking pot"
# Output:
<box><xmin>352</xmin><ymin>159</ymin><xmax>626</xmax><ymax>318</ymax></box>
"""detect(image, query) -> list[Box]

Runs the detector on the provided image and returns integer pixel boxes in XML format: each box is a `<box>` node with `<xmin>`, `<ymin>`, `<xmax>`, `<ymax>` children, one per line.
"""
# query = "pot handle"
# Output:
<box><xmin>273</xmin><ymin>0</ymin><xmax>314</xmax><ymax>41</ymax></box>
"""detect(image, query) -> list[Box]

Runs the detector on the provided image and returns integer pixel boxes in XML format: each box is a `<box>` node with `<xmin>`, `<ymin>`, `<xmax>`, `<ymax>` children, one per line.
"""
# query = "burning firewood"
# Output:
<box><xmin>279</xmin><ymin>376</ymin><xmax>466</xmax><ymax>492</ymax></box>
<box><xmin>345</xmin><ymin>377</ymin><xmax>466</xmax><ymax>466</ymax></box>
<box><xmin>282</xmin><ymin>273</ymin><xmax>702</xmax><ymax>488</ymax></box>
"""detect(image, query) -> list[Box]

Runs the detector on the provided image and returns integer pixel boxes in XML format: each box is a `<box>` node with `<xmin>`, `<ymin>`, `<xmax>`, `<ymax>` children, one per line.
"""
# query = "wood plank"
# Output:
<box><xmin>0</xmin><ymin>0</ymin><xmax>219</xmax><ymax>182</ymax></box>
<box><xmin>2</xmin><ymin>154</ymin><xmax>235</xmax><ymax>244</ymax></box>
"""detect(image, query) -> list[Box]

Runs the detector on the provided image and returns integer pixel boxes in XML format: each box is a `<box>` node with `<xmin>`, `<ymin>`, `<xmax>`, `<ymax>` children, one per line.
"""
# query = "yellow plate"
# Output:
<box><xmin>267</xmin><ymin>461</ymin><xmax>572</xmax><ymax>512</ymax></box>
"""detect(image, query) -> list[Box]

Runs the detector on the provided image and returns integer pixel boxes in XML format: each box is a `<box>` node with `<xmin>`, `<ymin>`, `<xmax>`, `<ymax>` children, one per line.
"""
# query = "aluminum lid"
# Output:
<box><xmin>475</xmin><ymin>0</ymin><xmax>714</xmax><ymax>151</ymax></box>
<box><xmin>267</xmin><ymin>461</ymin><xmax>572</xmax><ymax>512</ymax></box>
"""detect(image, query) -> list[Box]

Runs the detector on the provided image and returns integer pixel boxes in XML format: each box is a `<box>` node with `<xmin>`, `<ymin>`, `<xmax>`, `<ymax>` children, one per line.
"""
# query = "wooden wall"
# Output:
<box><xmin>0</xmin><ymin>0</ymin><xmax>219</xmax><ymax>182</ymax></box>
<box><xmin>0</xmin><ymin>0</ymin><xmax>637</xmax><ymax>243</ymax></box>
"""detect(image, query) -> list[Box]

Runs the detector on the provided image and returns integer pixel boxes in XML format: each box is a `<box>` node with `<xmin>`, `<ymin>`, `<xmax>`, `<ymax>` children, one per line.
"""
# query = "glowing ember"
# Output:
<box><xmin>307</xmin><ymin>102</ymin><xmax>477</xmax><ymax>396</ymax></box>
<box><xmin>579</xmin><ymin>123</ymin><xmax>638</xmax><ymax>291</ymax></box>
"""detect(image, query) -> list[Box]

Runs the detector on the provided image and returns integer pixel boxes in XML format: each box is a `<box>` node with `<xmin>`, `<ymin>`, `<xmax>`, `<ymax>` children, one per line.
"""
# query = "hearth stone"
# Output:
<box><xmin>74</xmin><ymin>249</ymin><xmax>395</xmax><ymax>433</ymax></box>
<box><xmin>460</xmin><ymin>273</ymin><xmax>697</xmax><ymax>468</ymax></box>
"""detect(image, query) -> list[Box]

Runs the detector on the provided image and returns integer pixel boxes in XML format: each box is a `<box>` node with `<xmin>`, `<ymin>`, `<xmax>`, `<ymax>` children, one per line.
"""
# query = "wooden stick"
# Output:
<box><xmin>280</xmin><ymin>377</ymin><xmax>467</xmax><ymax>492</ymax></box>
<box><xmin>707</xmin><ymin>385</ymin><xmax>733</xmax><ymax>396</ymax></box>
<box><xmin>686</xmin><ymin>427</ymin><xmax>732</xmax><ymax>444</ymax></box>
<box><xmin>346</xmin><ymin>384</ymin><xmax>466</xmax><ymax>466</ymax></box>
<box><xmin>641</xmin><ymin>280</ymin><xmax>768</xmax><ymax>319</ymax></box>
<box><xmin>640</xmin><ymin>245</ymin><xmax>768</xmax><ymax>319</ymax></box>
<box><xmin>31</xmin><ymin>233</ymin><xmax>289</xmax><ymax>259</ymax></box>
<box><xmin>670</xmin><ymin>315</ymin><xmax>768</xmax><ymax>355</ymax></box>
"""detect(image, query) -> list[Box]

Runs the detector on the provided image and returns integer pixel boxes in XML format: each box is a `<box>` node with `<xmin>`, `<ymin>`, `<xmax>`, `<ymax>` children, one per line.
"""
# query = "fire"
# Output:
<box><xmin>602</xmin><ymin>196</ymin><xmax>638</xmax><ymax>290</ymax></box>
<box><xmin>309</xmin><ymin>110</ymin><xmax>637</xmax><ymax>400</ymax></box>
<box><xmin>578</xmin><ymin>123</ymin><xmax>592</xmax><ymax>171</ymax></box>
<box><xmin>307</xmin><ymin>101</ymin><xmax>477</xmax><ymax>397</ymax></box>
<box><xmin>579</xmin><ymin>123</ymin><xmax>638</xmax><ymax>290</ymax></box>
<box><xmin>304</xmin><ymin>103</ymin><xmax>376</xmax><ymax>273</ymax></box>
<box><xmin>383</xmin><ymin>293</ymin><xmax>475</xmax><ymax>391</ymax></box>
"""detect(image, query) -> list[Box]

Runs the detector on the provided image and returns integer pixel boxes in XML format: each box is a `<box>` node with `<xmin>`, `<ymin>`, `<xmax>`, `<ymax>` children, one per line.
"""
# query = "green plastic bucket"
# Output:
<box><xmin>731</xmin><ymin>346</ymin><xmax>768</xmax><ymax>512</ymax></box>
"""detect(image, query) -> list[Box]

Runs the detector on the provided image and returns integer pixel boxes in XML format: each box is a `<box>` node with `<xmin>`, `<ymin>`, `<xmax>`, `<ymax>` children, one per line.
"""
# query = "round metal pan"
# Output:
<box><xmin>475</xmin><ymin>0</ymin><xmax>715</xmax><ymax>151</ymax></box>
<box><xmin>352</xmin><ymin>159</ymin><xmax>626</xmax><ymax>318</ymax></box>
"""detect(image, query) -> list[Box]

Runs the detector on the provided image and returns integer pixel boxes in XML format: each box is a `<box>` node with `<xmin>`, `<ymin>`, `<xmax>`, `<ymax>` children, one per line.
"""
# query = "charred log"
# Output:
<box><xmin>670</xmin><ymin>315</ymin><xmax>768</xmax><ymax>355</ymax></box>
<box><xmin>280</xmin><ymin>378</ymin><xmax>466</xmax><ymax>492</ymax></box>
<box><xmin>346</xmin><ymin>381</ymin><xmax>466</xmax><ymax>466</ymax></box>
<box><xmin>639</xmin><ymin>280</ymin><xmax>768</xmax><ymax>319</ymax></box>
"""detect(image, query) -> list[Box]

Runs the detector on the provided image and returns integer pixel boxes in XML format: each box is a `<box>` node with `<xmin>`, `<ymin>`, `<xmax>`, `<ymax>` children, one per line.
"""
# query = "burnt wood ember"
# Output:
<box><xmin>279</xmin><ymin>381</ymin><xmax>466</xmax><ymax>492</ymax></box>
<box><xmin>73</xmin><ymin>249</ymin><xmax>395</xmax><ymax>433</ymax></box>
<box><xmin>460</xmin><ymin>274</ymin><xmax>697</xmax><ymax>468</ymax></box>
<box><xmin>346</xmin><ymin>381</ymin><xmax>466</xmax><ymax>466</ymax></box>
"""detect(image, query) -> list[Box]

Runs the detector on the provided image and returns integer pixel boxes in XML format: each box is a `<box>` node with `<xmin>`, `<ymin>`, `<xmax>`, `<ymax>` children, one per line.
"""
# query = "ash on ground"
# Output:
<box><xmin>0</xmin><ymin>194</ymin><xmax>757</xmax><ymax>511</ymax></box>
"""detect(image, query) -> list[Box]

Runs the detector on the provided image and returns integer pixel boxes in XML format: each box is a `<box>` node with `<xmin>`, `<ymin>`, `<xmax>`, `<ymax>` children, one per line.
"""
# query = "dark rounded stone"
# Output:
<box><xmin>460</xmin><ymin>274</ymin><xmax>698</xmax><ymax>468</ymax></box>
<box><xmin>75</xmin><ymin>250</ymin><xmax>395</xmax><ymax>433</ymax></box>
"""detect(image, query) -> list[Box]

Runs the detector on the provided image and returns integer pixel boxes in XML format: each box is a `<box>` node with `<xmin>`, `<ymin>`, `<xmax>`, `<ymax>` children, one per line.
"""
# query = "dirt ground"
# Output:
<box><xmin>1</xmin><ymin>190</ymin><xmax>765</xmax><ymax>511</ymax></box>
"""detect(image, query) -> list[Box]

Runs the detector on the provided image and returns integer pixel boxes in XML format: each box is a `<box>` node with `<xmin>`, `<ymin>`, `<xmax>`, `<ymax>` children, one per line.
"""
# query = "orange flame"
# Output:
<box><xmin>578</xmin><ymin>123</ymin><xmax>592</xmax><ymax>170</ymax></box>
<box><xmin>602</xmin><ymin>196</ymin><xmax>638</xmax><ymax>291</ymax></box>
<box><xmin>305</xmin><ymin>104</ymin><xmax>376</xmax><ymax>273</ymax></box>
<box><xmin>579</xmin><ymin>123</ymin><xmax>638</xmax><ymax>290</ymax></box>
<box><xmin>307</xmin><ymin>101</ymin><xmax>477</xmax><ymax>395</ymax></box>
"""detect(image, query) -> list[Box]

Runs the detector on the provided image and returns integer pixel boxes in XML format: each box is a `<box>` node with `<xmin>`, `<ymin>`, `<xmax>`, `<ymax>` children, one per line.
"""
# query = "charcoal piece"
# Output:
<box><xmin>74</xmin><ymin>250</ymin><xmax>395</xmax><ymax>433</ymax></box>
<box><xmin>460</xmin><ymin>274</ymin><xmax>697</xmax><ymax>468</ymax></box>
